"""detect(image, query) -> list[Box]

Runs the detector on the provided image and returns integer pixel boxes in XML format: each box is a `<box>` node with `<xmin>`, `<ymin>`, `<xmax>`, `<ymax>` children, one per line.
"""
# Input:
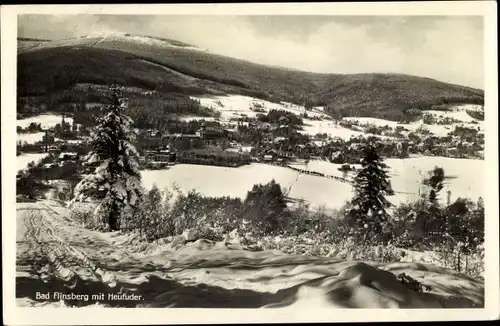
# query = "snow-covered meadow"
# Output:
<box><xmin>141</xmin><ymin>156</ymin><xmax>483</xmax><ymax>210</ymax></box>
<box><xmin>290</xmin><ymin>156</ymin><xmax>484</xmax><ymax>205</ymax></box>
<box><xmin>385</xmin><ymin>156</ymin><xmax>484</xmax><ymax>203</ymax></box>
<box><xmin>17</xmin><ymin>153</ymin><xmax>49</xmax><ymax>172</ymax></box>
<box><xmin>17</xmin><ymin>132</ymin><xmax>45</xmax><ymax>145</ymax></box>
<box><xmin>141</xmin><ymin>163</ymin><xmax>353</xmax><ymax>210</ymax></box>
<box><xmin>17</xmin><ymin>114</ymin><xmax>73</xmax><ymax>130</ymax></box>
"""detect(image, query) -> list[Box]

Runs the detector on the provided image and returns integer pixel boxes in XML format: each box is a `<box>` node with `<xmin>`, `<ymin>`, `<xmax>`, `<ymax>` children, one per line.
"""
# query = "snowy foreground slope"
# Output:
<box><xmin>16</xmin><ymin>201</ymin><xmax>483</xmax><ymax>308</ymax></box>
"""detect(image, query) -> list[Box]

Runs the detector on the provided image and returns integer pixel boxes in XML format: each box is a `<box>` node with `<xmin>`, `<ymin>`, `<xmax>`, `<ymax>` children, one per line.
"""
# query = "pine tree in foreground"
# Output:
<box><xmin>70</xmin><ymin>85</ymin><xmax>144</xmax><ymax>231</ymax></box>
<box><xmin>347</xmin><ymin>141</ymin><xmax>394</xmax><ymax>238</ymax></box>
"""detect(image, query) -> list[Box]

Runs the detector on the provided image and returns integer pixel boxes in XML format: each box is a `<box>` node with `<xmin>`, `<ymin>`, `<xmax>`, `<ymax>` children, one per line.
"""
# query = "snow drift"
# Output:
<box><xmin>16</xmin><ymin>201</ymin><xmax>484</xmax><ymax>309</ymax></box>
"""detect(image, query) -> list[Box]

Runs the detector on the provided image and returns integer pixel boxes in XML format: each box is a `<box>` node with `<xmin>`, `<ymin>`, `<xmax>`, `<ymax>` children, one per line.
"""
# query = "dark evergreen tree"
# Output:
<box><xmin>413</xmin><ymin>167</ymin><xmax>446</xmax><ymax>241</ymax></box>
<box><xmin>347</xmin><ymin>141</ymin><xmax>394</xmax><ymax>238</ymax></box>
<box><xmin>423</xmin><ymin>166</ymin><xmax>445</xmax><ymax>204</ymax></box>
<box><xmin>243</xmin><ymin>179</ymin><xmax>287</xmax><ymax>234</ymax></box>
<box><xmin>70</xmin><ymin>85</ymin><xmax>144</xmax><ymax>231</ymax></box>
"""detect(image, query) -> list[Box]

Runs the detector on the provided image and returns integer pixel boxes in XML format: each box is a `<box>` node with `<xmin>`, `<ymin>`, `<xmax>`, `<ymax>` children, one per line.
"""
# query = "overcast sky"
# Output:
<box><xmin>18</xmin><ymin>15</ymin><xmax>484</xmax><ymax>89</ymax></box>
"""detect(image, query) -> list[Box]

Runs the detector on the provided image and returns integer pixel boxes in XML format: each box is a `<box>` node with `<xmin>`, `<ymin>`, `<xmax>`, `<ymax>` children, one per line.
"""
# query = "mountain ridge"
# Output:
<box><xmin>17</xmin><ymin>34</ymin><xmax>484</xmax><ymax>121</ymax></box>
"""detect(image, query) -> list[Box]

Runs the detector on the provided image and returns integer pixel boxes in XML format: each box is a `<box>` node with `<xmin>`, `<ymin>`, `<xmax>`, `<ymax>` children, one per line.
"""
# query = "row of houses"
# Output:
<box><xmin>177</xmin><ymin>149</ymin><xmax>251</xmax><ymax>167</ymax></box>
<box><xmin>139</xmin><ymin>147</ymin><xmax>177</xmax><ymax>164</ymax></box>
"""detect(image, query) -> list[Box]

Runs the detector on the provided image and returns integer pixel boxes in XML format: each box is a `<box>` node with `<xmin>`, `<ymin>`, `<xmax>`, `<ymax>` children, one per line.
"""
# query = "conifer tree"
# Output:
<box><xmin>421</xmin><ymin>166</ymin><xmax>446</xmax><ymax>236</ymax></box>
<box><xmin>347</xmin><ymin>141</ymin><xmax>394</xmax><ymax>237</ymax></box>
<box><xmin>71</xmin><ymin>85</ymin><xmax>143</xmax><ymax>231</ymax></box>
<box><xmin>243</xmin><ymin>179</ymin><xmax>287</xmax><ymax>234</ymax></box>
<box><xmin>423</xmin><ymin>166</ymin><xmax>445</xmax><ymax>204</ymax></box>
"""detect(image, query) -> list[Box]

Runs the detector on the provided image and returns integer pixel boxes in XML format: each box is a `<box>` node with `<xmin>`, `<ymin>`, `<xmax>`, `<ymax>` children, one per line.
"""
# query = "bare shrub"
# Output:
<box><xmin>69</xmin><ymin>202</ymin><xmax>108</xmax><ymax>231</ymax></box>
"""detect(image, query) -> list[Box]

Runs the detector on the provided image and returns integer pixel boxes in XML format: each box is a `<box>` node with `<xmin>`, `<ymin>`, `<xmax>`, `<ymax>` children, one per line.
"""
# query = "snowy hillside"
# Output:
<box><xmin>189</xmin><ymin>95</ymin><xmax>484</xmax><ymax>140</ymax></box>
<box><xmin>189</xmin><ymin>94</ymin><xmax>384</xmax><ymax>140</ymax></box>
<box><xmin>299</xmin><ymin>121</ymin><xmax>377</xmax><ymax>140</ymax></box>
<box><xmin>190</xmin><ymin>94</ymin><xmax>329</xmax><ymax>120</ymax></box>
<box><xmin>343</xmin><ymin>104</ymin><xmax>484</xmax><ymax>137</ymax></box>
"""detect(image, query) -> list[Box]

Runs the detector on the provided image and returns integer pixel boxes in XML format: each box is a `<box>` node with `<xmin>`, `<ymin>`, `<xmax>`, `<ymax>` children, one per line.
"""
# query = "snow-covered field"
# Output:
<box><xmin>142</xmin><ymin>163</ymin><xmax>353</xmax><ymax>210</ymax></box>
<box><xmin>142</xmin><ymin>156</ymin><xmax>483</xmax><ymax>210</ymax></box>
<box><xmin>17</xmin><ymin>132</ymin><xmax>45</xmax><ymax>145</ymax></box>
<box><xmin>17</xmin><ymin>114</ymin><xmax>81</xmax><ymax>144</ymax></box>
<box><xmin>424</xmin><ymin>110</ymin><xmax>478</xmax><ymax>123</ymax></box>
<box><xmin>385</xmin><ymin>156</ymin><xmax>484</xmax><ymax>204</ymax></box>
<box><xmin>17</xmin><ymin>114</ymin><xmax>73</xmax><ymax>129</ymax></box>
<box><xmin>296</xmin><ymin>157</ymin><xmax>482</xmax><ymax>205</ymax></box>
<box><xmin>17</xmin><ymin>153</ymin><xmax>49</xmax><ymax>172</ymax></box>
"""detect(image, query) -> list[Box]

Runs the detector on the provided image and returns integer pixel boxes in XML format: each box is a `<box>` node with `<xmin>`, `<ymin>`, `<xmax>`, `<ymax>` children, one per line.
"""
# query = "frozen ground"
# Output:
<box><xmin>141</xmin><ymin>156</ymin><xmax>483</xmax><ymax>210</ymax></box>
<box><xmin>16</xmin><ymin>201</ymin><xmax>484</xmax><ymax>308</ymax></box>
